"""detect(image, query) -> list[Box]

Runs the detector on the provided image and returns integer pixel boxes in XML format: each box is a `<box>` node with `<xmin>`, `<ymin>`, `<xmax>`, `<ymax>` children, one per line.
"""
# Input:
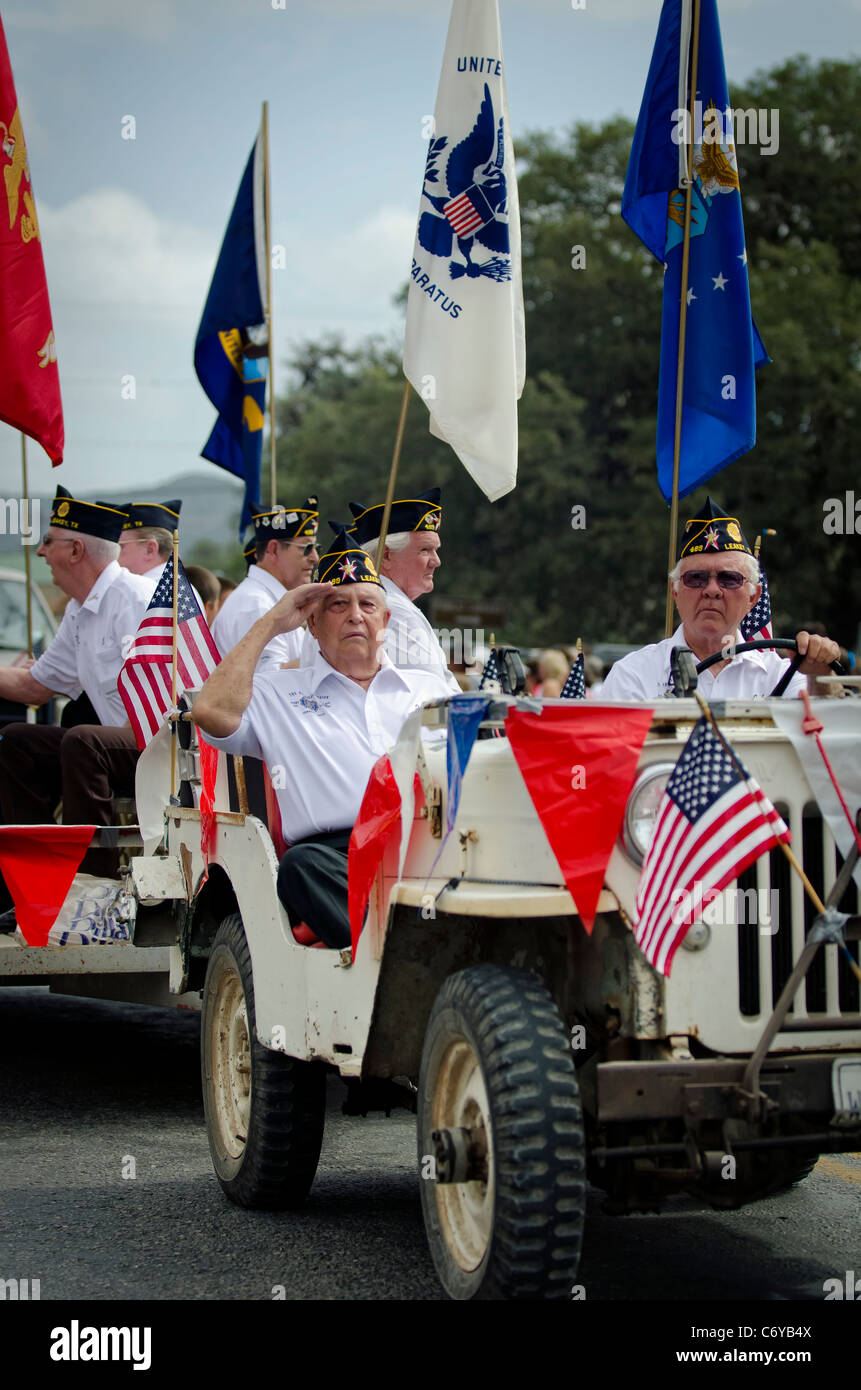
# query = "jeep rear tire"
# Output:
<box><xmin>201</xmin><ymin>913</ymin><xmax>326</xmax><ymax>1209</ymax></box>
<box><xmin>417</xmin><ymin>964</ymin><xmax>586</xmax><ymax>1300</ymax></box>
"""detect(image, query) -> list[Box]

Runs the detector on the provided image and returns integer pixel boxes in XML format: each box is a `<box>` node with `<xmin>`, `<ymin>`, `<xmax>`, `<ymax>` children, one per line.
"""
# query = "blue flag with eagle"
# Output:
<box><xmin>622</xmin><ymin>0</ymin><xmax>769</xmax><ymax>501</ymax></box>
<box><xmin>194</xmin><ymin>132</ymin><xmax>268</xmax><ymax>536</ymax></box>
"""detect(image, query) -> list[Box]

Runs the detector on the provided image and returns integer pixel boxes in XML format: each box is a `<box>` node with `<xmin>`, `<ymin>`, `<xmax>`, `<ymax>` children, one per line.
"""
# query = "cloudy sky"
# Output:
<box><xmin>1</xmin><ymin>0</ymin><xmax>858</xmax><ymax>504</ymax></box>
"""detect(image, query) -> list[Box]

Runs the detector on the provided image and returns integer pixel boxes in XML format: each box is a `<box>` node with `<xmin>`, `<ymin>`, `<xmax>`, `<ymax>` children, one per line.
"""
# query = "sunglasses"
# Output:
<box><xmin>280</xmin><ymin>540</ymin><xmax>317</xmax><ymax>556</ymax></box>
<box><xmin>680</xmin><ymin>569</ymin><xmax>747</xmax><ymax>590</ymax></box>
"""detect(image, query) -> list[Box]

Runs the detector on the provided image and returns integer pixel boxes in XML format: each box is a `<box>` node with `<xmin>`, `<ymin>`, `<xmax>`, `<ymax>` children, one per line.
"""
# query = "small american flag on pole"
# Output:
<box><xmin>560</xmin><ymin>652</ymin><xmax>586</xmax><ymax>700</ymax></box>
<box><xmin>740</xmin><ymin>562</ymin><xmax>772</xmax><ymax>642</ymax></box>
<box><xmin>118</xmin><ymin>557</ymin><xmax>220</xmax><ymax>748</ymax></box>
<box><xmin>478</xmin><ymin>647</ymin><xmax>501</xmax><ymax>692</ymax></box>
<box><xmin>634</xmin><ymin>716</ymin><xmax>790</xmax><ymax>976</ymax></box>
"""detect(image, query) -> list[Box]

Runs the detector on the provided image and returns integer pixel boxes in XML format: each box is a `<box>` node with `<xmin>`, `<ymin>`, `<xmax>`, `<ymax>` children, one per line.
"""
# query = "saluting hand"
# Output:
<box><xmin>267</xmin><ymin>582</ymin><xmax>333</xmax><ymax>635</ymax></box>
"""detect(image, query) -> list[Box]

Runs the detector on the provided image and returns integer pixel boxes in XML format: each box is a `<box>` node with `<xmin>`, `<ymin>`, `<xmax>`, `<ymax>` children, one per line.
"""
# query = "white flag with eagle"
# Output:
<box><xmin>403</xmin><ymin>0</ymin><xmax>525</xmax><ymax>502</ymax></box>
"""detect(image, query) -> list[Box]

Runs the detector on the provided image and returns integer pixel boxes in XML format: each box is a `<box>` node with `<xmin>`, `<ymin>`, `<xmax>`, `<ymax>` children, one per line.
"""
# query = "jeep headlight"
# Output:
<box><xmin>622</xmin><ymin>763</ymin><xmax>676</xmax><ymax>865</ymax></box>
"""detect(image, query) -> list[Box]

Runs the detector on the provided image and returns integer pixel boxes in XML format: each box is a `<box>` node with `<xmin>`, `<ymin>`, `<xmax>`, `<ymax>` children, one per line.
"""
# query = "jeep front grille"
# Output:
<box><xmin>737</xmin><ymin>802</ymin><xmax>860</xmax><ymax>1027</ymax></box>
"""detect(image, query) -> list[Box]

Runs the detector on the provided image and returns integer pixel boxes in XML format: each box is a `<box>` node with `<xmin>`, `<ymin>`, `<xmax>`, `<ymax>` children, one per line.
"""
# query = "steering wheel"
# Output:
<box><xmin>695</xmin><ymin>637</ymin><xmax>844</xmax><ymax>697</ymax></box>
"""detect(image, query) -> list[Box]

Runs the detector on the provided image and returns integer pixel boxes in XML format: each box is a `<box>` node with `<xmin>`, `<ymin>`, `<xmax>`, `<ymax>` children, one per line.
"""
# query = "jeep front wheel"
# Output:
<box><xmin>417</xmin><ymin>964</ymin><xmax>586</xmax><ymax>1300</ymax></box>
<box><xmin>201</xmin><ymin>913</ymin><xmax>326</xmax><ymax>1209</ymax></box>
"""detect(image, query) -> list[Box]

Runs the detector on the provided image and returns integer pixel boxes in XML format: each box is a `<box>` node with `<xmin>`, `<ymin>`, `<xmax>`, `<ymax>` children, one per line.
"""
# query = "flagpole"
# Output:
<box><xmin>170</xmin><ymin>530</ymin><xmax>179</xmax><ymax>799</ymax></box>
<box><xmin>664</xmin><ymin>0</ymin><xmax>703</xmax><ymax>637</ymax></box>
<box><xmin>377</xmin><ymin>379</ymin><xmax>412</xmax><ymax>558</ymax></box>
<box><xmin>20</xmin><ymin>435</ymin><xmax>33</xmax><ymax>661</ymax></box>
<box><xmin>262</xmin><ymin>99</ymin><xmax>277</xmax><ymax>510</ymax></box>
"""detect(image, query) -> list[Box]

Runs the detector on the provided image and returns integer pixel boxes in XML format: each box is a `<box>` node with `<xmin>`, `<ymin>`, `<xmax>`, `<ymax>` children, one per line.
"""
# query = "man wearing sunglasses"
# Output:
<box><xmin>212</xmin><ymin>499</ymin><xmax>320</xmax><ymax>670</ymax></box>
<box><xmin>602</xmin><ymin>498</ymin><xmax>840</xmax><ymax>701</ymax></box>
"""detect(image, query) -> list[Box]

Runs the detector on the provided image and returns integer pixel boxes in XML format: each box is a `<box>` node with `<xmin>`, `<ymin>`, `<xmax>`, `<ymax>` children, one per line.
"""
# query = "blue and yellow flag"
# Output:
<box><xmin>622</xmin><ymin>0</ymin><xmax>768</xmax><ymax>501</ymax></box>
<box><xmin>194</xmin><ymin>134</ymin><xmax>267</xmax><ymax>534</ymax></box>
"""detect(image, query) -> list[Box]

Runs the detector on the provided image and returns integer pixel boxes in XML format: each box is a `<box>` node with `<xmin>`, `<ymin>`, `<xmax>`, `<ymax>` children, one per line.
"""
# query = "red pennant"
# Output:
<box><xmin>506</xmin><ymin>705</ymin><xmax>654</xmax><ymax>931</ymax></box>
<box><xmin>198</xmin><ymin>737</ymin><xmax>219</xmax><ymax>876</ymax></box>
<box><xmin>0</xmin><ymin>19</ymin><xmax>64</xmax><ymax>463</ymax></box>
<box><xmin>0</xmin><ymin>825</ymin><xmax>95</xmax><ymax>945</ymax></box>
<box><xmin>347</xmin><ymin>755</ymin><xmax>401</xmax><ymax>957</ymax></box>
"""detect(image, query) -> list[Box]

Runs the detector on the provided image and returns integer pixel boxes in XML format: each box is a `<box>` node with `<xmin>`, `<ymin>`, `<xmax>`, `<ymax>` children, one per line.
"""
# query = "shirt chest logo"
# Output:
<box><xmin>289</xmin><ymin>692</ymin><xmax>331</xmax><ymax>715</ymax></box>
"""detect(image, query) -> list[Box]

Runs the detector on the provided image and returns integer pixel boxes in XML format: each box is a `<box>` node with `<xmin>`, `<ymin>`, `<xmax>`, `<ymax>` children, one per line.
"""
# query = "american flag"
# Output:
<box><xmin>740</xmin><ymin>562</ymin><xmax>772</xmax><ymax>641</ymax></box>
<box><xmin>633</xmin><ymin>716</ymin><xmax>790</xmax><ymax>976</ymax></box>
<box><xmin>478</xmin><ymin>647</ymin><xmax>501</xmax><ymax>692</ymax></box>
<box><xmin>118</xmin><ymin>557</ymin><xmax>220</xmax><ymax>748</ymax></box>
<box><xmin>560</xmin><ymin>652</ymin><xmax>586</xmax><ymax>700</ymax></box>
<box><xmin>443</xmin><ymin>186</ymin><xmax>492</xmax><ymax>238</ymax></box>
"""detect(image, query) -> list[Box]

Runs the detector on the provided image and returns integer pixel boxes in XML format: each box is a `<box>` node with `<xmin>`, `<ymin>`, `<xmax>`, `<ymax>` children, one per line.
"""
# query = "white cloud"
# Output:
<box><xmin>40</xmin><ymin>189</ymin><xmax>215</xmax><ymax>316</ymax></box>
<box><xmin>276</xmin><ymin>203</ymin><xmax>416</xmax><ymax>348</ymax></box>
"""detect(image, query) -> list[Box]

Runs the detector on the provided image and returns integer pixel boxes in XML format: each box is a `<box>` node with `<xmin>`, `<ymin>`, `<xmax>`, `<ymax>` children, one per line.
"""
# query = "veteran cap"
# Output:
<box><xmin>122</xmin><ymin>499</ymin><xmax>182</xmax><ymax>531</ymax></box>
<box><xmin>314</xmin><ymin>527</ymin><xmax>383</xmax><ymax>588</ymax></box>
<box><xmin>49</xmin><ymin>486</ymin><xmax>129</xmax><ymax>543</ymax></box>
<box><xmin>251</xmin><ymin>496</ymin><xmax>319</xmax><ymax>541</ymax></box>
<box><xmin>347</xmin><ymin>488</ymin><xmax>441</xmax><ymax>545</ymax></box>
<box><xmin>679</xmin><ymin>496</ymin><xmax>751</xmax><ymax>559</ymax></box>
<box><xmin>242</xmin><ymin>538</ymin><xmax>257</xmax><ymax>569</ymax></box>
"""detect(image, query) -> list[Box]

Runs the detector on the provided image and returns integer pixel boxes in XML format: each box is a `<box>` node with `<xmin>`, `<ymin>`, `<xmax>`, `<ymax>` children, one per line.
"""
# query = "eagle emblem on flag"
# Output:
<box><xmin>417</xmin><ymin>82</ymin><xmax>511</xmax><ymax>283</ymax></box>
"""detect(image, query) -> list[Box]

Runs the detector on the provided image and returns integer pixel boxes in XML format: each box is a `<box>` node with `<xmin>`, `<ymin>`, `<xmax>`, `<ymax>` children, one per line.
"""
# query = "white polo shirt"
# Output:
<box><xmin>30</xmin><ymin>560</ymin><xmax>155</xmax><ymax>725</ymax></box>
<box><xmin>204</xmin><ymin>650</ymin><xmax>450</xmax><ymax>845</ymax></box>
<box><xmin>299</xmin><ymin>576</ymin><xmax>460</xmax><ymax>692</ymax></box>
<box><xmin>212</xmin><ymin>564</ymin><xmax>303</xmax><ymax>669</ymax></box>
<box><xmin>600</xmin><ymin>624</ymin><xmax>807</xmax><ymax>702</ymax></box>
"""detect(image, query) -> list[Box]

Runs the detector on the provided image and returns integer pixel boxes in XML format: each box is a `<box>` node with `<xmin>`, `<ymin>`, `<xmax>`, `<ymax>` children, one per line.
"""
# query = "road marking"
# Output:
<box><xmin>816</xmin><ymin>1155</ymin><xmax>861</xmax><ymax>1185</ymax></box>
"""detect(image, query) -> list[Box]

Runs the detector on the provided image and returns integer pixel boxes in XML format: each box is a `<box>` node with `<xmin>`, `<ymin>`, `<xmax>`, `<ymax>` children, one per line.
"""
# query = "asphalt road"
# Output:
<box><xmin>1</xmin><ymin>987</ymin><xmax>858</xmax><ymax>1304</ymax></box>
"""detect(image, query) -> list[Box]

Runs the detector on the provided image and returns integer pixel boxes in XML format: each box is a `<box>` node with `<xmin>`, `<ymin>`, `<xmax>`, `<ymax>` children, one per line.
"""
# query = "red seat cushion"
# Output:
<box><xmin>291</xmin><ymin>921</ymin><xmax>326</xmax><ymax>948</ymax></box>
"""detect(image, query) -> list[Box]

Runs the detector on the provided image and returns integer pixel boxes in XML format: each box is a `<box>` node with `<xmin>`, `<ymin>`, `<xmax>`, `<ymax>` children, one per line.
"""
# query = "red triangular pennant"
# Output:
<box><xmin>347</xmin><ymin>755</ymin><xmax>402</xmax><ymax>958</ymax></box>
<box><xmin>506</xmin><ymin>705</ymin><xmax>654</xmax><ymax>931</ymax></box>
<box><xmin>0</xmin><ymin>825</ymin><xmax>95</xmax><ymax>945</ymax></box>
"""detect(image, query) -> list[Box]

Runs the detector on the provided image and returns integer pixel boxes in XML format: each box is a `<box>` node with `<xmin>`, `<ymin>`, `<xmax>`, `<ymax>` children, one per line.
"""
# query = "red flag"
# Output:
<box><xmin>347</xmin><ymin>754</ymin><xmax>402</xmax><ymax>958</ymax></box>
<box><xmin>197</xmin><ymin>736</ymin><xmax>219</xmax><ymax>877</ymax></box>
<box><xmin>506</xmin><ymin>705</ymin><xmax>654</xmax><ymax>931</ymax></box>
<box><xmin>0</xmin><ymin>825</ymin><xmax>94</xmax><ymax>945</ymax></box>
<box><xmin>0</xmin><ymin>19</ymin><xmax>63</xmax><ymax>463</ymax></box>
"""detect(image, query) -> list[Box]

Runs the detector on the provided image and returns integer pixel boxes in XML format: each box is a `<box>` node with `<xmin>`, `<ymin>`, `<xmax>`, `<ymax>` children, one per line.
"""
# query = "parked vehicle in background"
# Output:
<box><xmin>0</xmin><ymin>566</ymin><xmax>60</xmax><ymax>724</ymax></box>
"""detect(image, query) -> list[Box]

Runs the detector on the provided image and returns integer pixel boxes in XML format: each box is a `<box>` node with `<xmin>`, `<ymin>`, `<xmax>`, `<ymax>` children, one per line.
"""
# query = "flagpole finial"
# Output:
<box><xmin>576</xmin><ymin>636</ymin><xmax>582</xmax><ymax>654</ymax></box>
<box><xmin>490</xmin><ymin>632</ymin><xmax>496</xmax><ymax>650</ymax></box>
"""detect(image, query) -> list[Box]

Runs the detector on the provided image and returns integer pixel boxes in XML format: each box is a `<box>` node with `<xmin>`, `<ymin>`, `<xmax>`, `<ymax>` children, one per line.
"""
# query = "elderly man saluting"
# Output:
<box><xmin>602</xmin><ymin>498</ymin><xmax>840</xmax><ymax>701</ymax></box>
<box><xmin>193</xmin><ymin>529</ymin><xmax>451</xmax><ymax>949</ymax></box>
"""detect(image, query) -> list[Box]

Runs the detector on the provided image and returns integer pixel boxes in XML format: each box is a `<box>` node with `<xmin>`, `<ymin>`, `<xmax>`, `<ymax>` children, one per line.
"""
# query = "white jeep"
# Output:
<box><xmin>135</xmin><ymin>679</ymin><xmax>861</xmax><ymax>1301</ymax></box>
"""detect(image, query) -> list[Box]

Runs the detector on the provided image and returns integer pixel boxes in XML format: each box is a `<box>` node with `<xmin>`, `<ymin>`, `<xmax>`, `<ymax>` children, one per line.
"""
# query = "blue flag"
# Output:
<box><xmin>194</xmin><ymin>134</ymin><xmax>268</xmax><ymax>534</ymax></box>
<box><xmin>445</xmin><ymin>695</ymin><xmax>492</xmax><ymax>837</ymax></box>
<box><xmin>622</xmin><ymin>0</ymin><xmax>768</xmax><ymax>501</ymax></box>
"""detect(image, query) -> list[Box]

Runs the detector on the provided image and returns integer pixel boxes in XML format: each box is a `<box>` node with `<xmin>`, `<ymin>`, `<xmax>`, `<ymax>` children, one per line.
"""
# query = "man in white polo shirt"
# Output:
<box><xmin>117</xmin><ymin>499</ymin><xmax>182</xmax><ymax>585</ymax></box>
<box><xmin>301</xmin><ymin>487</ymin><xmax>460</xmax><ymax>691</ymax></box>
<box><xmin>212</xmin><ymin>497</ymin><xmax>319</xmax><ymax>668</ymax></box>
<box><xmin>0</xmin><ymin>487</ymin><xmax>154</xmax><ymax>908</ymax></box>
<box><xmin>194</xmin><ymin>529</ymin><xmax>450</xmax><ymax>948</ymax></box>
<box><xmin>601</xmin><ymin>497</ymin><xmax>840</xmax><ymax>701</ymax></box>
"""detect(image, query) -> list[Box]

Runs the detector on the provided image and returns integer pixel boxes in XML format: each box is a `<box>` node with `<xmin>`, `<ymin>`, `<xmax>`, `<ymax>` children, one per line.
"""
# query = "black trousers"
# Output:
<box><xmin>276</xmin><ymin>829</ymin><xmax>352</xmax><ymax>950</ymax></box>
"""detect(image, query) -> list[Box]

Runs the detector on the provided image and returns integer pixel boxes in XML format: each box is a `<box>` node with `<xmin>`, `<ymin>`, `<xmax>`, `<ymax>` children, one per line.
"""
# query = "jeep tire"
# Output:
<box><xmin>201</xmin><ymin>913</ymin><xmax>326</xmax><ymax>1209</ymax></box>
<box><xmin>417</xmin><ymin>964</ymin><xmax>586</xmax><ymax>1300</ymax></box>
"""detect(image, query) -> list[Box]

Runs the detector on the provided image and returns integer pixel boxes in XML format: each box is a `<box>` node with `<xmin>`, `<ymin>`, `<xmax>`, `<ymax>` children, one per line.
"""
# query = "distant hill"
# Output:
<box><xmin>0</xmin><ymin>471</ymin><xmax>246</xmax><ymax>568</ymax></box>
